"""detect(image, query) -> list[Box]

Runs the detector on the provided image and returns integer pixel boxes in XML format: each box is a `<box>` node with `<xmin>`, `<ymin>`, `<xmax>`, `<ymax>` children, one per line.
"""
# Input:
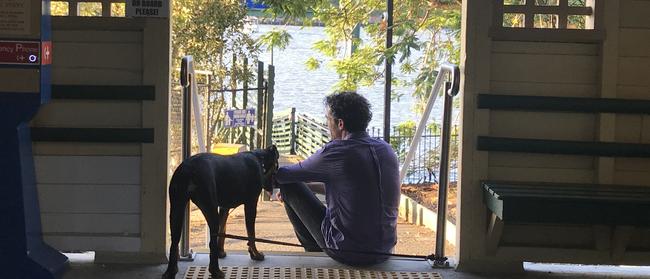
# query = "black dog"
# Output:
<box><xmin>162</xmin><ymin>145</ymin><xmax>279</xmax><ymax>279</ymax></box>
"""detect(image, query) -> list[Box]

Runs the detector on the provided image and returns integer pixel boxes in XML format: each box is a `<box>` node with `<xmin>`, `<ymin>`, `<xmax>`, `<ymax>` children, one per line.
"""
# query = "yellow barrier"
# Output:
<box><xmin>212</xmin><ymin>143</ymin><xmax>247</xmax><ymax>155</ymax></box>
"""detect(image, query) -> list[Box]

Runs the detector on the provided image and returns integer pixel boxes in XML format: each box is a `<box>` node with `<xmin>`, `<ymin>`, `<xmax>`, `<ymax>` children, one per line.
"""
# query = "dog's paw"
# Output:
<box><xmin>210</xmin><ymin>268</ymin><xmax>225</xmax><ymax>279</ymax></box>
<box><xmin>248</xmin><ymin>247</ymin><xmax>265</xmax><ymax>261</ymax></box>
<box><xmin>161</xmin><ymin>269</ymin><xmax>177</xmax><ymax>279</ymax></box>
<box><xmin>217</xmin><ymin>250</ymin><xmax>227</xmax><ymax>259</ymax></box>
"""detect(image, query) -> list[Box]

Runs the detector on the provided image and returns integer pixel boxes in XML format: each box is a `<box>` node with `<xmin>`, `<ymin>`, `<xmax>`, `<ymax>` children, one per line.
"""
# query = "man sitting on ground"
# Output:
<box><xmin>274</xmin><ymin>91</ymin><xmax>400</xmax><ymax>265</ymax></box>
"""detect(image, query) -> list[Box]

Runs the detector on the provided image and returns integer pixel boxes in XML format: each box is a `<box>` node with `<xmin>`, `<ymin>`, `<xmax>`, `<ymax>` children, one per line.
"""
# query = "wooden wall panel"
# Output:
<box><xmin>52</xmin><ymin>30</ymin><xmax>142</xmax><ymax>43</ymax></box>
<box><xmin>618</xmin><ymin>57</ymin><xmax>650</xmax><ymax>87</ymax></box>
<box><xmin>492</xmin><ymin>41</ymin><xmax>599</xmax><ymax>56</ymax></box>
<box><xmin>488</xmin><ymin>166</ymin><xmax>595</xmax><ymax>184</ymax></box>
<box><xmin>620</xmin><ymin>0</ymin><xmax>650</xmax><ymax>28</ymax></box>
<box><xmin>491</xmin><ymin>53</ymin><xmax>598</xmax><ymax>84</ymax></box>
<box><xmin>41</xmin><ymin>213</ymin><xmax>140</xmax><ymax>234</ymax></box>
<box><xmin>490</xmin><ymin>81</ymin><xmax>598</xmax><ymax>98</ymax></box>
<box><xmin>642</xmin><ymin>115</ymin><xmax>650</xmax><ymax>143</ymax></box>
<box><xmin>489</xmin><ymin>111</ymin><xmax>596</xmax><ymax>141</ymax></box>
<box><xmin>51</xmin><ymin>68</ymin><xmax>142</xmax><ymax>85</ymax></box>
<box><xmin>615</xmin><ymin>158</ymin><xmax>650</xmax><ymax>172</ymax></box>
<box><xmin>502</xmin><ymin>224</ymin><xmax>595</xmax><ymax>248</ymax></box>
<box><xmin>613</xmin><ymin>170</ymin><xmax>650</xmax><ymax>186</ymax></box>
<box><xmin>32</xmin><ymin>101</ymin><xmax>142</xmax><ymax>128</ymax></box>
<box><xmin>619</xmin><ymin>29</ymin><xmax>650</xmax><ymax>57</ymax></box>
<box><xmin>34</xmin><ymin>156</ymin><xmax>140</xmax><ymax>184</ymax></box>
<box><xmin>0</xmin><ymin>69</ymin><xmax>41</xmax><ymax>92</ymax></box>
<box><xmin>44</xmin><ymin>236</ymin><xmax>141</xmax><ymax>253</ymax></box>
<box><xmin>615</xmin><ymin>114</ymin><xmax>643</xmax><ymax>143</ymax></box>
<box><xmin>617</xmin><ymin>85</ymin><xmax>650</xmax><ymax>100</ymax></box>
<box><xmin>33</xmin><ymin>143</ymin><xmax>141</xmax><ymax>156</ymax></box>
<box><xmin>52</xmin><ymin>43</ymin><xmax>142</xmax><ymax>70</ymax></box>
<box><xmin>489</xmin><ymin>153</ymin><xmax>594</xmax><ymax>170</ymax></box>
<box><xmin>38</xmin><ymin>184</ymin><xmax>140</xmax><ymax>214</ymax></box>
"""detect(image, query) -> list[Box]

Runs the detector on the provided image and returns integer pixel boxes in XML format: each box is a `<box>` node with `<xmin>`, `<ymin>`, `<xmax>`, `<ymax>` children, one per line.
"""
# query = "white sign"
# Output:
<box><xmin>0</xmin><ymin>0</ymin><xmax>30</xmax><ymax>35</ymax></box>
<box><xmin>126</xmin><ymin>0</ymin><xmax>169</xmax><ymax>18</ymax></box>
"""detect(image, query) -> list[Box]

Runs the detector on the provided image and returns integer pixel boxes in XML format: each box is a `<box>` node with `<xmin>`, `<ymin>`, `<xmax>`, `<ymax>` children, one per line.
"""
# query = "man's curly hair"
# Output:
<box><xmin>324</xmin><ymin>91</ymin><xmax>372</xmax><ymax>132</ymax></box>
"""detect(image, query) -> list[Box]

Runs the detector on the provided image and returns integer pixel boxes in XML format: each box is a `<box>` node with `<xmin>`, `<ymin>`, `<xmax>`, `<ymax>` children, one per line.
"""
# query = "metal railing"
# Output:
<box><xmin>368</xmin><ymin>127</ymin><xmax>459</xmax><ymax>184</ymax></box>
<box><xmin>400</xmin><ymin>62</ymin><xmax>460</xmax><ymax>265</ymax></box>
<box><xmin>271</xmin><ymin>111</ymin><xmax>459</xmax><ymax>184</ymax></box>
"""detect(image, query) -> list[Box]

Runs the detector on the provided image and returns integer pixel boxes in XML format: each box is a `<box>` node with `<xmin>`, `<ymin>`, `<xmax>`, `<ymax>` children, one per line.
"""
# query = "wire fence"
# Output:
<box><xmin>368</xmin><ymin>126</ymin><xmax>459</xmax><ymax>185</ymax></box>
<box><xmin>271</xmin><ymin>110</ymin><xmax>458</xmax><ymax>185</ymax></box>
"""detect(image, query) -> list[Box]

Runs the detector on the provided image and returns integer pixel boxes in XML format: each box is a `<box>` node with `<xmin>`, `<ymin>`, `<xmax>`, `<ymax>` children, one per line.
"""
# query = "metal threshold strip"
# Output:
<box><xmin>185</xmin><ymin>266</ymin><xmax>443</xmax><ymax>279</ymax></box>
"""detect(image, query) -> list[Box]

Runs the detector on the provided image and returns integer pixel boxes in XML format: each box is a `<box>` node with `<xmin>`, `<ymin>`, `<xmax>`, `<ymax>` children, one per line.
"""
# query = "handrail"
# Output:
<box><xmin>179</xmin><ymin>55</ymin><xmax>210</xmax><ymax>260</ymax></box>
<box><xmin>399</xmin><ymin>63</ymin><xmax>460</xmax><ymax>180</ymax></box>
<box><xmin>398</xmin><ymin>62</ymin><xmax>460</xmax><ymax>264</ymax></box>
<box><xmin>181</xmin><ymin>56</ymin><xmax>206</xmax><ymax>154</ymax></box>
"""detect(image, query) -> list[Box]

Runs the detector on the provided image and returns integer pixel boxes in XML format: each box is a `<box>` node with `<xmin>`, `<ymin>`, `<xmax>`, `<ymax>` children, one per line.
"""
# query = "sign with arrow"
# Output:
<box><xmin>0</xmin><ymin>40</ymin><xmax>41</xmax><ymax>65</ymax></box>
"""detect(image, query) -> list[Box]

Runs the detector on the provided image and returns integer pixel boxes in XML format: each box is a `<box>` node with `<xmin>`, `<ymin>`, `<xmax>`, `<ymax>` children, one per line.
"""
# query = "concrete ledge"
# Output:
<box><xmin>94</xmin><ymin>251</ymin><xmax>168</xmax><ymax>264</ymax></box>
<box><xmin>455</xmin><ymin>259</ymin><xmax>524</xmax><ymax>274</ymax></box>
<box><xmin>398</xmin><ymin>194</ymin><xmax>457</xmax><ymax>246</ymax></box>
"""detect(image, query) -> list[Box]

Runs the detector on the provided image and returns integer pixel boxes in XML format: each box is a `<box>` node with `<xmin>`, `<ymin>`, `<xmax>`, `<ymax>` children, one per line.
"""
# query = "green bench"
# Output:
<box><xmin>477</xmin><ymin>94</ymin><xmax>650</xmax><ymax>256</ymax></box>
<box><xmin>482</xmin><ymin>180</ymin><xmax>650</xmax><ymax>226</ymax></box>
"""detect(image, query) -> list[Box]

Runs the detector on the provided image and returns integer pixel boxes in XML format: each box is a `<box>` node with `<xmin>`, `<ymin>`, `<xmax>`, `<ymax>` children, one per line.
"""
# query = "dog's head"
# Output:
<box><xmin>258</xmin><ymin>145</ymin><xmax>279</xmax><ymax>192</ymax></box>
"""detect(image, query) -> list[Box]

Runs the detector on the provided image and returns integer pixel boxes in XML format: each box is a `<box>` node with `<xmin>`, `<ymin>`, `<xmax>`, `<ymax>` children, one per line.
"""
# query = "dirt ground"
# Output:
<box><xmin>187</xmin><ymin>154</ymin><xmax>456</xmax><ymax>258</ymax></box>
<box><xmin>401</xmin><ymin>183</ymin><xmax>457</xmax><ymax>224</ymax></box>
<box><xmin>189</xmin><ymin>200</ymin><xmax>455</xmax><ymax>257</ymax></box>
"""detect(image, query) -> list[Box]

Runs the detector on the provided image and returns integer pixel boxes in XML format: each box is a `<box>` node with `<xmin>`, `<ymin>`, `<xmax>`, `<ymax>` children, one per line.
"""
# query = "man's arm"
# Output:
<box><xmin>275</xmin><ymin>144</ymin><xmax>340</xmax><ymax>186</ymax></box>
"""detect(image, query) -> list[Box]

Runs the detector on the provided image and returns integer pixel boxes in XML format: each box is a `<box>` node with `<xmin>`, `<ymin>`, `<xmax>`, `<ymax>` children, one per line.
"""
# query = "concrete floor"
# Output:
<box><xmin>189</xmin><ymin>199</ymin><xmax>455</xmax><ymax>256</ymax></box>
<box><xmin>62</xmin><ymin>252</ymin><xmax>650</xmax><ymax>279</ymax></box>
<box><xmin>61</xmin><ymin>155</ymin><xmax>650</xmax><ymax>279</ymax></box>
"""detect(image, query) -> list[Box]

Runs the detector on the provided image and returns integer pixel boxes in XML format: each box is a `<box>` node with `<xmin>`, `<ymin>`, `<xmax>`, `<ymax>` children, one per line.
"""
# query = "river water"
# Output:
<box><xmin>253</xmin><ymin>24</ymin><xmax>450</xmax><ymax>130</ymax></box>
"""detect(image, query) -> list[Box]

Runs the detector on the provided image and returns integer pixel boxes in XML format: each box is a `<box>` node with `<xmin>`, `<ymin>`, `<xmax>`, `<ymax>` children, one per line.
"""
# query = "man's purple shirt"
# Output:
<box><xmin>276</xmin><ymin>131</ymin><xmax>400</xmax><ymax>265</ymax></box>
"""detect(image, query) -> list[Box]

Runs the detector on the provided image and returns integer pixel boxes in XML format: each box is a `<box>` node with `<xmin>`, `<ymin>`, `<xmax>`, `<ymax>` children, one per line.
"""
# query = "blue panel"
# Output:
<box><xmin>0</xmin><ymin>1</ymin><xmax>66</xmax><ymax>277</ymax></box>
<box><xmin>246</xmin><ymin>0</ymin><xmax>268</xmax><ymax>9</ymax></box>
<box><xmin>42</xmin><ymin>0</ymin><xmax>52</xmax><ymax>41</ymax></box>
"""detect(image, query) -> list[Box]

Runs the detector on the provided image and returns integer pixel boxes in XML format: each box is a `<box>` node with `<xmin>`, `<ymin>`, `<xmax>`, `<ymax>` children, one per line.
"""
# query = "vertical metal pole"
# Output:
<box><xmin>181</xmin><ymin>71</ymin><xmax>192</xmax><ymax>259</ymax></box>
<box><xmin>290</xmin><ymin>107</ymin><xmax>297</xmax><ymax>155</ymax></box>
<box><xmin>243</xmin><ymin>58</ymin><xmax>248</xmax><ymax>145</ymax></box>
<box><xmin>257</xmin><ymin>61</ymin><xmax>264</xmax><ymax>150</ymax></box>
<box><xmin>383</xmin><ymin>0</ymin><xmax>394</xmax><ymax>143</ymax></box>
<box><xmin>265</xmin><ymin>64</ymin><xmax>275</xmax><ymax>148</ymax></box>
<box><xmin>231</xmin><ymin>54</ymin><xmax>237</xmax><ymax>143</ymax></box>
<box><xmin>435</xmin><ymin>82</ymin><xmax>453</xmax><ymax>259</ymax></box>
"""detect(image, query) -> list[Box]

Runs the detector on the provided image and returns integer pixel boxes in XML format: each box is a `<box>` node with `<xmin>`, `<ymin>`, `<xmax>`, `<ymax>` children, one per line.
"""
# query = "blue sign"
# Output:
<box><xmin>246</xmin><ymin>0</ymin><xmax>268</xmax><ymax>9</ymax></box>
<box><xmin>225</xmin><ymin>108</ymin><xmax>256</xmax><ymax>128</ymax></box>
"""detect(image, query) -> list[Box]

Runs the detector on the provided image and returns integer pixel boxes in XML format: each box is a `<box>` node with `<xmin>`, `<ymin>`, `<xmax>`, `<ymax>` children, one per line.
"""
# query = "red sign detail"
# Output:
<box><xmin>0</xmin><ymin>41</ymin><xmax>41</xmax><ymax>65</ymax></box>
<box><xmin>41</xmin><ymin>41</ymin><xmax>52</xmax><ymax>65</ymax></box>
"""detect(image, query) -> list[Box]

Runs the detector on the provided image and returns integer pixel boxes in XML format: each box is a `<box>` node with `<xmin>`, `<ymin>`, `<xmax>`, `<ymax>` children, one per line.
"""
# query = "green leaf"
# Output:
<box><xmin>305</xmin><ymin>57</ymin><xmax>321</xmax><ymax>70</ymax></box>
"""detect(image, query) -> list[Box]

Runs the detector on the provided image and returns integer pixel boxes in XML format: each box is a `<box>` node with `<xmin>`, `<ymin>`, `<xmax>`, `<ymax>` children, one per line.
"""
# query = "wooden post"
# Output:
<box><xmin>256</xmin><ymin>61</ymin><xmax>264</xmax><ymax>150</ymax></box>
<box><xmin>265</xmin><ymin>65</ymin><xmax>275</xmax><ymax>148</ymax></box>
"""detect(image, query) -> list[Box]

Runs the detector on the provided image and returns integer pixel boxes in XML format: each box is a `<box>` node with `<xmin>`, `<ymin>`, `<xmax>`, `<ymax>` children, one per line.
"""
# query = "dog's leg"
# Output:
<box><xmin>193</xmin><ymin>201</ymin><xmax>226</xmax><ymax>279</ymax></box>
<box><xmin>244</xmin><ymin>201</ymin><xmax>265</xmax><ymax>261</ymax></box>
<box><xmin>162</xmin><ymin>170</ymin><xmax>190</xmax><ymax>279</ymax></box>
<box><xmin>216</xmin><ymin>207</ymin><xmax>229</xmax><ymax>258</ymax></box>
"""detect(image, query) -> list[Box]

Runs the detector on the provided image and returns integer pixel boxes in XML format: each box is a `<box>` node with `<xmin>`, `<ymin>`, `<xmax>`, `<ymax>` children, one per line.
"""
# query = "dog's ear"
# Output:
<box><xmin>271</xmin><ymin>144</ymin><xmax>278</xmax><ymax>155</ymax></box>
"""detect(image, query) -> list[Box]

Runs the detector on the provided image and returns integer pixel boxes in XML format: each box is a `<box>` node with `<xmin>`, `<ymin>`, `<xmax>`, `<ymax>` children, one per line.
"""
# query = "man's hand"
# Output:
<box><xmin>274</xmin><ymin>190</ymin><xmax>283</xmax><ymax>203</ymax></box>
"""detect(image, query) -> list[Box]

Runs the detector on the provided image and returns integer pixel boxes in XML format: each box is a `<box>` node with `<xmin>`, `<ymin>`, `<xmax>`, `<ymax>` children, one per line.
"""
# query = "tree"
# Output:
<box><xmin>173</xmin><ymin>0</ymin><xmax>259</xmax><ymax>150</ymax></box>
<box><xmin>50</xmin><ymin>2</ymin><xmax>125</xmax><ymax>16</ymax></box>
<box><xmin>257</xmin><ymin>28</ymin><xmax>292</xmax><ymax>65</ymax></box>
<box><xmin>259</xmin><ymin>0</ymin><xmax>461</xmax><ymax>104</ymax></box>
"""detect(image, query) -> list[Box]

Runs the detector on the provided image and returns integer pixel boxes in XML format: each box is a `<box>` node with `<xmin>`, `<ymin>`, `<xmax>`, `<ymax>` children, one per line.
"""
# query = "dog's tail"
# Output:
<box><xmin>167</xmin><ymin>163</ymin><xmax>191</xmax><ymax>263</ymax></box>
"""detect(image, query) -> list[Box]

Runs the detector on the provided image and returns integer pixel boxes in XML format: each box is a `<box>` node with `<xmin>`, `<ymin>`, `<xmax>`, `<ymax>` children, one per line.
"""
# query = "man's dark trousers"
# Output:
<box><xmin>279</xmin><ymin>182</ymin><xmax>327</xmax><ymax>252</ymax></box>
